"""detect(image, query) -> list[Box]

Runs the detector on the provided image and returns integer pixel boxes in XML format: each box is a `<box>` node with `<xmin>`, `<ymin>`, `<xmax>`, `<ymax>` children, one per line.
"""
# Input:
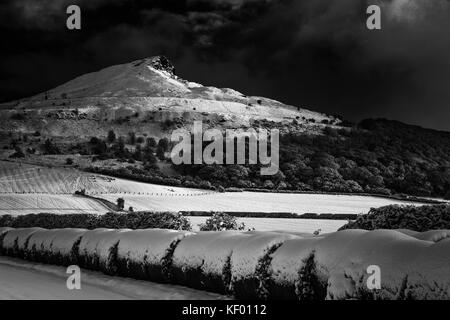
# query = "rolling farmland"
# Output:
<box><xmin>0</xmin><ymin>194</ymin><xmax>110</xmax><ymax>215</ymax></box>
<box><xmin>187</xmin><ymin>216</ymin><xmax>348</xmax><ymax>233</ymax></box>
<box><xmin>0</xmin><ymin>160</ymin><xmax>428</xmax><ymax>232</ymax></box>
<box><xmin>0</xmin><ymin>161</ymin><xmax>206</xmax><ymax>195</ymax></box>
<box><xmin>100</xmin><ymin>192</ymin><xmax>424</xmax><ymax>215</ymax></box>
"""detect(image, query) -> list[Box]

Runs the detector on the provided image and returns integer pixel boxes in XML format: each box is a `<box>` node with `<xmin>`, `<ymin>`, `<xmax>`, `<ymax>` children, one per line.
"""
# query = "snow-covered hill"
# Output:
<box><xmin>0</xmin><ymin>56</ymin><xmax>338</xmax><ymax>138</ymax></box>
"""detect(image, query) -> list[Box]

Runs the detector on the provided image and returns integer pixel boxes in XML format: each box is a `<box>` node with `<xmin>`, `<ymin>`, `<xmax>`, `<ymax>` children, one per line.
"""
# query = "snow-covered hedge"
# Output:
<box><xmin>45</xmin><ymin>229</ymin><xmax>88</xmax><ymax>265</ymax></box>
<box><xmin>269</xmin><ymin>237</ymin><xmax>324</xmax><ymax>299</ymax></box>
<box><xmin>11</xmin><ymin>228</ymin><xmax>88</xmax><ymax>266</ymax></box>
<box><xmin>410</xmin><ymin>229</ymin><xmax>450</xmax><ymax>242</ymax></box>
<box><xmin>230</xmin><ymin>232</ymin><xmax>299</xmax><ymax>299</ymax></box>
<box><xmin>0</xmin><ymin>227</ymin><xmax>44</xmax><ymax>258</ymax></box>
<box><xmin>172</xmin><ymin>231</ymin><xmax>252</xmax><ymax>293</ymax></box>
<box><xmin>316</xmin><ymin>230</ymin><xmax>429</xmax><ymax>299</ymax></box>
<box><xmin>115</xmin><ymin>229</ymin><xmax>191</xmax><ymax>282</ymax></box>
<box><xmin>407</xmin><ymin>238</ymin><xmax>450</xmax><ymax>299</ymax></box>
<box><xmin>77</xmin><ymin>228</ymin><xmax>130</xmax><ymax>274</ymax></box>
<box><xmin>1</xmin><ymin>227</ymin><xmax>450</xmax><ymax>300</ymax></box>
<box><xmin>0</xmin><ymin>227</ymin><xmax>12</xmax><ymax>235</ymax></box>
<box><xmin>0</xmin><ymin>227</ymin><xmax>13</xmax><ymax>253</ymax></box>
<box><xmin>26</xmin><ymin>229</ymin><xmax>59</xmax><ymax>262</ymax></box>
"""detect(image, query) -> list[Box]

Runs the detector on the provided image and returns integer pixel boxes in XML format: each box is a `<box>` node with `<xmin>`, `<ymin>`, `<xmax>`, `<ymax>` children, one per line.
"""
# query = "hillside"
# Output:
<box><xmin>0</xmin><ymin>57</ymin><xmax>449</xmax><ymax>199</ymax></box>
<box><xmin>0</xmin><ymin>56</ymin><xmax>337</xmax><ymax>139</ymax></box>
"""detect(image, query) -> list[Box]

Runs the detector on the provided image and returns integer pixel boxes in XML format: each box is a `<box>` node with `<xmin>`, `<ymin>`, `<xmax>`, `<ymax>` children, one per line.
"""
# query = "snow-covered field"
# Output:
<box><xmin>188</xmin><ymin>217</ymin><xmax>348</xmax><ymax>233</ymax></box>
<box><xmin>101</xmin><ymin>192</ymin><xmax>424</xmax><ymax>215</ymax></box>
<box><xmin>0</xmin><ymin>194</ymin><xmax>110</xmax><ymax>215</ymax></box>
<box><xmin>0</xmin><ymin>160</ymin><xmax>206</xmax><ymax>195</ymax></box>
<box><xmin>0</xmin><ymin>160</ymin><xmax>426</xmax><ymax>218</ymax></box>
<box><xmin>0</xmin><ymin>257</ymin><xmax>226</xmax><ymax>300</ymax></box>
<box><xmin>0</xmin><ymin>160</ymin><xmax>428</xmax><ymax>235</ymax></box>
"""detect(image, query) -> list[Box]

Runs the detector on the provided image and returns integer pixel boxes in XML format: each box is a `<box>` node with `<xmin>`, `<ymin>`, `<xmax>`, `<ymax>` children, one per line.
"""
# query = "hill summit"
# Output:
<box><xmin>0</xmin><ymin>56</ymin><xmax>338</xmax><ymax>138</ymax></box>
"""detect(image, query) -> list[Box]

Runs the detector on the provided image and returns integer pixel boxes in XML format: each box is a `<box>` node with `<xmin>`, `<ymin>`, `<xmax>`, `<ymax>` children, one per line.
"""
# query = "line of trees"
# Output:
<box><xmin>173</xmin><ymin>119</ymin><xmax>450</xmax><ymax>198</ymax></box>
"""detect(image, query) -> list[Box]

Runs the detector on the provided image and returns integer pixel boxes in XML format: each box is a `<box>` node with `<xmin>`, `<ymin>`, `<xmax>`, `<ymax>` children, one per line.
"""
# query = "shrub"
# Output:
<box><xmin>199</xmin><ymin>212</ymin><xmax>246</xmax><ymax>231</ymax></box>
<box><xmin>295</xmin><ymin>252</ymin><xmax>327</xmax><ymax>300</ymax></box>
<box><xmin>10</xmin><ymin>112</ymin><xmax>27</xmax><ymax>120</ymax></box>
<box><xmin>9</xmin><ymin>147</ymin><xmax>25</xmax><ymax>158</ymax></box>
<box><xmin>136</xmin><ymin>136</ymin><xmax>145</xmax><ymax>144</ymax></box>
<box><xmin>107</xmin><ymin>130</ymin><xmax>116</xmax><ymax>143</ymax></box>
<box><xmin>43</xmin><ymin>139</ymin><xmax>60</xmax><ymax>155</ymax></box>
<box><xmin>444</xmin><ymin>191</ymin><xmax>450</xmax><ymax>200</ymax></box>
<box><xmin>116</xmin><ymin>198</ymin><xmax>125</xmax><ymax>210</ymax></box>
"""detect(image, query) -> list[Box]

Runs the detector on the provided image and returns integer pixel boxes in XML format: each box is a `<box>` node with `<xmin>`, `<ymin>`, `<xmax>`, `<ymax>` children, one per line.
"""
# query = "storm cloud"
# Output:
<box><xmin>1</xmin><ymin>0</ymin><xmax>450</xmax><ymax>130</ymax></box>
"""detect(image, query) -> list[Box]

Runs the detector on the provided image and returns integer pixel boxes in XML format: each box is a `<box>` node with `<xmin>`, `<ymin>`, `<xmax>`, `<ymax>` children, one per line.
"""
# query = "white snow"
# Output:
<box><xmin>147</xmin><ymin>66</ymin><xmax>190</xmax><ymax>92</ymax></box>
<box><xmin>0</xmin><ymin>227</ymin><xmax>12</xmax><ymax>236</ymax></box>
<box><xmin>172</xmin><ymin>231</ymin><xmax>252</xmax><ymax>281</ymax></box>
<box><xmin>116</xmin><ymin>229</ymin><xmax>191</xmax><ymax>275</ymax></box>
<box><xmin>412</xmin><ymin>230</ymin><xmax>450</xmax><ymax>242</ymax></box>
<box><xmin>1</xmin><ymin>228</ymin><xmax>44</xmax><ymax>253</ymax></box>
<box><xmin>27</xmin><ymin>229</ymin><xmax>57</xmax><ymax>253</ymax></box>
<box><xmin>408</xmin><ymin>239</ymin><xmax>450</xmax><ymax>299</ymax></box>
<box><xmin>270</xmin><ymin>237</ymin><xmax>323</xmax><ymax>287</ymax></box>
<box><xmin>0</xmin><ymin>194</ymin><xmax>110</xmax><ymax>215</ymax></box>
<box><xmin>102</xmin><ymin>192</ymin><xmax>425</xmax><ymax>216</ymax></box>
<box><xmin>187</xmin><ymin>81</ymin><xmax>203</xmax><ymax>88</ymax></box>
<box><xmin>0</xmin><ymin>256</ymin><xmax>226</xmax><ymax>300</ymax></box>
<box><xmin>50</xmin><ymin>228</ymin><xmax>87</xmax><ymax>257</ymax></box>
<box><xmin>2</xmin><ymin>227</ymin><xmax>450</xmax><ymax>299</ymax></box>
<box><xmin>188</xmin><ymin>216</ymin><xmax>348</xmax><ymax>233</ymax></box>
<box><xmin>230</xmin><ymin>232</ymin><xmax>298</xmax><ymax>288</ymax></box>
<box><xmin>78</xmin><ymin>229</ymin><xmax>130</xmax><ymax>270</ymax></box>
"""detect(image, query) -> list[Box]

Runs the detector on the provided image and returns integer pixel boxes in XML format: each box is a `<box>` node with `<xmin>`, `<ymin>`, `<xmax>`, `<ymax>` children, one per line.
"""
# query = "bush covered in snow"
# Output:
<box><xmin>268</xmin><ymin>237</ymin><xmax>324</xmax><ymax>299</ymax></box>
<box><xmin>172</xmin><ymin>231</ymin><xmax>253</xmax><ymax>293</ymax></box>
<box><xmin>229</xmin><ymin>232</ymin><xmax>298</xmax><ymax>299</ymax></box>
<box><xmin>199</xmin><ymin>212</ymin><xmax>246</xmax><ymax>231</ymax></box>
<box><xmin>116</xmin><ymin>229</ymin><xmax>191</xmax><ymax>282</ymax></box>
<box><xmin>0</xmin><ymin>212</ymin><xmax>192</xmax><ymax>231</ymax></box>
<box><xmin>0</xmin><ymin>227</ymin><xmax>44</xmax><ymax>258</ymax></box>
<box><xmin>77</xmin><ymin>229</ymin><xmax>130</xmax><ymax>274</ymax></box>
<box><xmin>340</xmin><ymin>204</ymin><xmax>450</xmax><ymax>232</ymax></box>
<box><xmin>26</xmin><ymin>228</ymin><xmax>87</xmax><ymax>265</ymax></box>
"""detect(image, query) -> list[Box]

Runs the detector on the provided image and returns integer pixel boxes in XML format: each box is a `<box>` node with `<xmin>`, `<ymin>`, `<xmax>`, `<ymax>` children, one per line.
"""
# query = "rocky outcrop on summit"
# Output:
<box><xmin>133</xmin><ymin>56</ymin><xmax>176</xmax><ymax>75</ymax></box>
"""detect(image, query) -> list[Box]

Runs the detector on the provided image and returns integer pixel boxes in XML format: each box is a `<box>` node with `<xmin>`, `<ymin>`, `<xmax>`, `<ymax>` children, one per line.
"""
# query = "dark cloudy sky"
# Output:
<box><xmin>1</xmin><ymin>0</ymin><xmax>450</xmax><ymax>130</ymax></box>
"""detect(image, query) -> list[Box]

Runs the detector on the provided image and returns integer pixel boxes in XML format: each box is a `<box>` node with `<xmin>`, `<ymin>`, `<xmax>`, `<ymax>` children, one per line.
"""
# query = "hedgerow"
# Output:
<box><xmin>340</xmin><ymin>204</ymin><xmax>450</xmax><ymax>232</ymax></box>
<box><xmin>0</xmin><ymin>212</ymin><xmax>192</xmax><ymax>231</ymax></box>
<box><xmin>1</xmin><ymin>227</ymin><xmax>450</xmax><ymax>300</ymax></box>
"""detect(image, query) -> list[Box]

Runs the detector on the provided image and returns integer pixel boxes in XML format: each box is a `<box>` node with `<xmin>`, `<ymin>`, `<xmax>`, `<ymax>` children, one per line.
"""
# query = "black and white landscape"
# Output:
<box><xmin>0</xmin><ymin>0</ymin><xmax>449</xmax><ymax>300</ymax></box>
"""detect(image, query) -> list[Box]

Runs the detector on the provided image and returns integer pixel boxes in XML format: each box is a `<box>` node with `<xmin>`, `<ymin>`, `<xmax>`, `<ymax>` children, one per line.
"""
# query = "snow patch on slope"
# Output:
<box><xmin>147</xmin><ymin>66</ymin><xmax>190</xmax><ymax>92</ymax></box>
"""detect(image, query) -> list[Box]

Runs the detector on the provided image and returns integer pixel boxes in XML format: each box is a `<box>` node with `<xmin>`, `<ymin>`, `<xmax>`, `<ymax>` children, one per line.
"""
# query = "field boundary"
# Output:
<box><xmin>180</xmin><ymin>211</ymin><xmax>357</xmax><ymax>220</ymax></box>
